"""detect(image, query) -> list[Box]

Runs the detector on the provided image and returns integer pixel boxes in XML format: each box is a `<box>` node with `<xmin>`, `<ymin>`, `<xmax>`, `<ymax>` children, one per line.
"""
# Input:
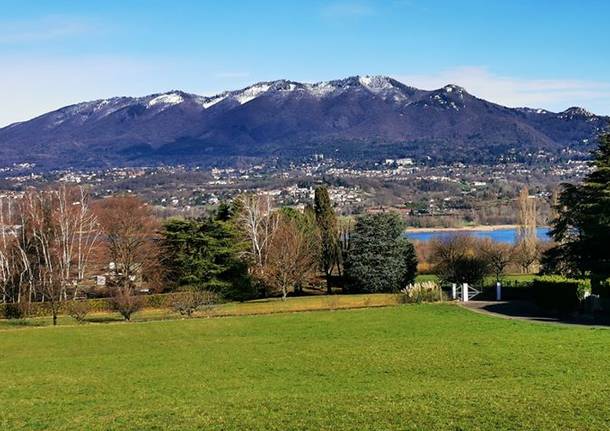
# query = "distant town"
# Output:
<box><xmin>0</xmin><ymin>150</ymin><xmax>591</xmax><ymax>228</ymax></box>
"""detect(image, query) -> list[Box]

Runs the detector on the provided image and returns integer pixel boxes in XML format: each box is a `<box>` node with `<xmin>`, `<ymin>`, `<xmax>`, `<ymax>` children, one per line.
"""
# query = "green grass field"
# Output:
<box><xmin>1</xmin><ymin>303</ymin><xmax>609</xmax><ymax>430</ymax></box>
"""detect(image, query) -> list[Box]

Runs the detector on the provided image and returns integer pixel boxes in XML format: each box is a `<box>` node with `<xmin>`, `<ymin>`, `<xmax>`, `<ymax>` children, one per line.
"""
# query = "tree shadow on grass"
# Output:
<box><xmin>481</xmin><ymin>300</ymin><xmax>610</xmax><ymax>326</ymax></box>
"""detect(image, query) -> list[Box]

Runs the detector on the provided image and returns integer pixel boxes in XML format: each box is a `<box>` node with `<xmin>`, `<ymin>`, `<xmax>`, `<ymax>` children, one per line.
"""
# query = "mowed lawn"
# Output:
<box><xmin>1</xmin><ymin>304</ymin><xmax>610</xmax><ymax>430</ymax></box>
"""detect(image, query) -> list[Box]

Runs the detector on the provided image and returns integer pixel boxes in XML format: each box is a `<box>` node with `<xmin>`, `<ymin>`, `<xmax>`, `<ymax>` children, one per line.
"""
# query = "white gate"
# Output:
<box><xmin>451</xmin><ymin>283</ymin><xmax>481</xmax><ymax>302</ymax></box>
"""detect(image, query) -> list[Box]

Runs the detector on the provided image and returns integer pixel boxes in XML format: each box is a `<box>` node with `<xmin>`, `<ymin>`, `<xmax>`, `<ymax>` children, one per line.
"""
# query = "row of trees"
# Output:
<box><xmin>429</xmin><ymin>129</ymin><xmax>610</xmax><ymax>298</ymax></box>
<box><xmin>0</xmin><ymin>187</ymin><xmax>99</xmax><ymax>324</ymax></box>
<box><xmin>0</xmin><ymin>182</ymin><xmax>421</xmax><ymax>323</ymax></box>
<box><xmin>0</xmin><ymin>189</ymin><xmax>162</xmax><ymax>323</ymax></box>
<box><xmin>163</xmin><ymin>188</ymin><xmax>418</xmax><ymax>301</ymax></box>
<box><xmin>428</xmin><ymin>235</ymin><xmax>545</xmax><ymax>286</ymax></box>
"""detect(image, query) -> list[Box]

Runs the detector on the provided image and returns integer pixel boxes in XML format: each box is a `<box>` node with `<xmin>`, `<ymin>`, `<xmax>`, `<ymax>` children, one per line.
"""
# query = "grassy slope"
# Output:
<box><xmin>1</xmin><ymin>304</ymin><xmax>610</xmax><ymax>430</ymax></box>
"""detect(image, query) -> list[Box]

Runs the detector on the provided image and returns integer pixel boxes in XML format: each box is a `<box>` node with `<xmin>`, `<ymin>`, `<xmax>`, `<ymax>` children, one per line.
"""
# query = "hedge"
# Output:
<box><xmin>1</xmin><ymin>292</ymin><xmax>191</xmax><ymax>319</ymax></box>
<box><xmin>468</xmin><ymin>277</ymin><xmax>590</xmax><ymax>308</ymax></box>
<box><xmin>531</xmin><ymin>276</ymin><xmax>590</xmax><ymax>314</ymax></box>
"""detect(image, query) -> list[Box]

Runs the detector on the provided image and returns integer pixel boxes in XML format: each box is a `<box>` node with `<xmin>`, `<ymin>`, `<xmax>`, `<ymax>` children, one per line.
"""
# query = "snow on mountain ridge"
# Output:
<box><xmin>148</xmin><ymin>93</ymin><xmax>185</xmax><ymax>107</ymax></box>
<box><xmin>18</xmin><ymin>77</ymin><xmax>602</xmax><ymax>128</ymax></box>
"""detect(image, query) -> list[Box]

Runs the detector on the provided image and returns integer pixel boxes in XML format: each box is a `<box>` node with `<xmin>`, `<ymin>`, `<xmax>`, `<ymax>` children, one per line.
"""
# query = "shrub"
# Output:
<box><xmin>111</xmin><ymin>288</ymin><xmax>143</xmax><ymax>321</ymax></box>
<box><xmin>67</xmin><ymin>300</ymin><xmax>91</xmax><ymax>323</ymax></box>
<box><xmin>531</xmin><ymin>276</ymin><xmax>590</xmax><ymax>314</ymax></box>
<box><xmin>398</xmin><ymin>281</ymin><xmax>444</xmax><ymax>304</ymax></box>
<box><xmin>172</xmin><ymin>290</ymin><xmax>219</xmax><ymax>317</ymax></box>
<box><xmin>430</xmin><ymin>235</ymin><xmax>492</xmax><ymax>286</ymax></box>
<box><xmin>3</xmin><ymin>302</ymin><xmax>29</xmax><ymax>319</ymax></box>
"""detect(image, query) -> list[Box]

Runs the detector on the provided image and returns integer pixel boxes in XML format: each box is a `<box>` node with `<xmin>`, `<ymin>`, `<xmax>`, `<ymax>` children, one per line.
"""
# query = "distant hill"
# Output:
<box><xmin>0</xmin><ymin>76</ymin><xmax>607</xmax><ymax>168</ymax></box>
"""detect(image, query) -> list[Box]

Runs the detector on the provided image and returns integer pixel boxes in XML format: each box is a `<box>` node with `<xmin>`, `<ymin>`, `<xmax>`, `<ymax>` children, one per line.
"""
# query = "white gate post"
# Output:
<box><xmin>452</xmin><ymin>283</ymin><xmax>457</xmax><ymax>300</ymax></box>
<box><xmin>496</xmin><ymin>282</ymin><xmax>502</xmax><ymax>301</ymax></box>
<box><xmin>462</xmin><ymin>283</ymin><xmax>469</xmax><ymax>302</ymax></box>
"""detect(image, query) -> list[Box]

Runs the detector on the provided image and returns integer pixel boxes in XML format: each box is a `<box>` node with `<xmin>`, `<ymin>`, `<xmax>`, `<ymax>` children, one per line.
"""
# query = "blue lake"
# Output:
<box><xmin>405</xmin><ymin>227</ymin><xmax>551</xmax><ymax>244</ymax></box>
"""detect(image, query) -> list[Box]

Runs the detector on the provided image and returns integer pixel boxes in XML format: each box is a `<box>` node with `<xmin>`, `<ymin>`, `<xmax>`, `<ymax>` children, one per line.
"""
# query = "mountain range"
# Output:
<box><xmin>0</xmin><ymin>75</ymin><xmax>607</xmax><ymax>169</ymax></box>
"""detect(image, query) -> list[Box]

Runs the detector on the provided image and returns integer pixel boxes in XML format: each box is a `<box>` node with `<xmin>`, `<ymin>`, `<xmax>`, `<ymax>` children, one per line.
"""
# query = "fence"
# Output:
<box><xmin>441</xmin><ymin>280</ymin><xmax>535</xmax><ymax>302</ymax></box>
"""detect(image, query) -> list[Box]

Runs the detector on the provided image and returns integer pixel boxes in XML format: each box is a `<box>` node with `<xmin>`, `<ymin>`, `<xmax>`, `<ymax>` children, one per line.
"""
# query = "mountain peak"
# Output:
<box><xmin>442</xmin><ymin>84</ymin><xmax>466</xmax><ymax>93</ymax></box>
<box><xmin>0</xmin><ymin>75</ymin><xmax>605</xmax><ymax>170</ymax></box>
<box><xmin>357</xmin><ymin>75</ymin><xmax>395</xmax><ymax>89</ymax></box>
<box><xmin>147</xmin><ymin>92</ymin><xmax>185</xmax><ymax>107</ymax></box>
<box><xmin>561</xmin><ymin>106</ymin><xmax>594</xmax><ymax>117</ymax></box>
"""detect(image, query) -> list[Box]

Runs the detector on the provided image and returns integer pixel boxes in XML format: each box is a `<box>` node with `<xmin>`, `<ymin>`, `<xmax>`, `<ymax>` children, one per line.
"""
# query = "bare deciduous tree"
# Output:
<box><xmin>94</xmin><ymin>196</ymin><xmax>161</xmax><ymax>291</ymax></box>
<box><xmin>512</xmin><ymin>239</ymin><xmax>541</xmax><ymax>274</ymax></box>
<box><xmin>261</xmin><ymin>217</ymin><xmax>318</xmax><ymax>300</ymax></box>
<box><xmin>111</xmin><ymin>286</ymin><xmax>143</xmax><ymax>321</ymax></box>
<box><xmin>234</xmin><ymin>193</ymin><xmax>279</xmax><ymax>274</ymax></box>
<box><xmin>479</xmin><ymin>238</ymin><xmax>513</xmax><ymax>283</ymax></box>
<box><xmin>15</xmin><ymin>186</ymin><xmax>100</xmax><ymax>324</ymax></box>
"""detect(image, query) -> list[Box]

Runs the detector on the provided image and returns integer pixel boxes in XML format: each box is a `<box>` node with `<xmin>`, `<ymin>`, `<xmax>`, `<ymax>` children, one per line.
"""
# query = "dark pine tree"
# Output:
<box><xmin>543</xmin><ymin>131</ymin><xmax>610</xmax><ymax>294</ymax></box>
<box><xmin>344</xmin><ymin>212</ymin><xmax>418</xmax><ymax>293</ymax></box>
<box><xmin>161</xmin><ymin>215</ymin><xmax>254</xmax><ymax>300</ymax></box>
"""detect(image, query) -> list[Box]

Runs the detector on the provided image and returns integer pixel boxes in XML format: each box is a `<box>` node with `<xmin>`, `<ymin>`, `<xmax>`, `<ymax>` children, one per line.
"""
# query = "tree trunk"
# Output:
<box><xmin>326</xmin><ymin>274</ymin><xmax>332</xmax><ymax>295</ymax></box>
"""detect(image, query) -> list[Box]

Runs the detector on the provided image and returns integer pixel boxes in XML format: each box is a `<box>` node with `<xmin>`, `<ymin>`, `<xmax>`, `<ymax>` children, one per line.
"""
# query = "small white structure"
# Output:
<box><xmin>453</xmin><ymin>283</ymin><xmax>481</xmax><ymax>302</ymax></box>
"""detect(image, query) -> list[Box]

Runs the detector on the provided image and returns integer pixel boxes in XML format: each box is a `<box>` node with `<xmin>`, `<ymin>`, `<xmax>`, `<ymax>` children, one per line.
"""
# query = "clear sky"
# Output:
<box><xmin>1</xmin><ymin>0</ymin><xmax>610</xmax><ymax>126</ymax></box>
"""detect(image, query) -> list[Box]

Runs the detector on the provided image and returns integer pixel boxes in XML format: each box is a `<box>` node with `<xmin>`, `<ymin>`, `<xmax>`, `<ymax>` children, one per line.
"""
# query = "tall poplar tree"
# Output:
<box><xmin>314</xmin><ymin>186</ymin><xmax>340</xmax><ymax>294</ymax></box>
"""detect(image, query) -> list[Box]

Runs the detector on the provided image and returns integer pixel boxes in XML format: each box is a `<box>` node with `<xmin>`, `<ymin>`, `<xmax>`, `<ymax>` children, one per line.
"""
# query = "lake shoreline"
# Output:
<box><xmin>405</xmin><ymin>224</ymin><xmax>519</xmax><ymax>233</ymax></box>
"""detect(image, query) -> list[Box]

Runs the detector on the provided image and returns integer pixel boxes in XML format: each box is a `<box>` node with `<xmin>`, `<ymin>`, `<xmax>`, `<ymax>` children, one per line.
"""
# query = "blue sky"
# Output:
<box><xmin>1</xmin><ymin>0</ymin><xmax>610</xmax><ymax>125</ymax></box>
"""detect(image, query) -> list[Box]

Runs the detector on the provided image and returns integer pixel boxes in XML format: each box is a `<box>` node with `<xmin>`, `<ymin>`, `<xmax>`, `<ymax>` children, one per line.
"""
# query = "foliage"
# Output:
<box><xmin>314</xmin><ymin>187</ymin><xmax>341</xmax><ymax>292</ymax></box>
<box><xmin>95</xmin><ymin>195</ymin><xmax>162</xmax><ymax>292</ymax></box>
<box><xmin>544</xmin><ymin>131</ymin><xmax>610</xmax><ymax>293</ymax></box>
<box><xmin>67</xmin><ymin>300</ymin><xmax>91</xmax><ymax>323</ymax></box>
<box><xmin>0</xmin><ymin>186</ymin><xmax>100</xmax><ymax>325</ymax></box>
<box><xmin>111</xmin><ymin>287</ymin><xmax>143</xmax><ymax>321</ymax></box>
<box><xmin>3</xmin><ymin>302</ymin><xmax>28</xmax><ymax>320</ymax></box>
<box><xmin>259</xmin><ymin>214</ymin><xmax>318</xmax><ymax>299</ymax></box>
<box><xmin>171</xmin><ymin>289</ymin><xmax>219</xmax><ymax>317</ymax></box>
<box><xmin>479</xmin><ymin>239</ymin><xmax>514</xmax><ymax>282</ymax></box>
<box><xmin>344</xmin><ymin>212</ymin><xmax>417</xmax><ymax>293</ymax></box>
<box><xmin>531</xmin><ymin>276</ymin><xmax>590</xmax><ymax>313</ymax></box>
<box><xmin>398</xmin><ymin>281</ymin><xmax>444</xmax><ymax>303</ymax></box>
<box><xmin>0</xmin><ymin>292</ymin><xmax>206</xmax><ymax>318</ymax></box>
<box><xmin>162</xmin><ymin>214</ymin><xmax>251</xmax><ymax>300</ymax></box>
<box><xmin>430</xmin><ymin>235</ymin><xmax>492</xmax><ymax>285</ymax></box>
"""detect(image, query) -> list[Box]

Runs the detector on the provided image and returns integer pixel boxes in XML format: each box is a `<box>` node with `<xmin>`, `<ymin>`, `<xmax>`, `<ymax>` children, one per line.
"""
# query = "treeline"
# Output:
<box><xmin>0</xmin><ymin>186</ymin><xmax>418</xmax><ymax>323</ymax></box>
<box><xmin>420</xmin><ymin>235</ymin><xmax>549</xmax><ymax>287</ymax></box>
<box><xmin>163</xmin><ymin>188</ymin><xmax>417</xmax><ymax>301</ymax></box>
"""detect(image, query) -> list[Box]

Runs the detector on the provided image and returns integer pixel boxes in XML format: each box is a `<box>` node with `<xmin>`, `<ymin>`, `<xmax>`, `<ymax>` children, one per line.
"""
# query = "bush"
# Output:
<box><xmin>67</xmin><ymin>300</ymin><xmax>91</xmax><ymax>323</ymax></box>
<box><xmin>111</xmin><ymin>288</ymin><xmax>144</xmax><ymax>321</ymax></box>
<box><xmin>398</xmin><ymin>281</ymin><xmax>444</xmax><ymax>304</ymax></box>
<box><xmin>3</xmin><ymin>302</ymin><xmax>29</xmax><ymax>319</ymax></box>
<box><xmin>430</xmin><ymin>235</ymin><xmax>492</xmax><ymax>286</ymax></box>
<box><xmin>172</xmin><ymin>290</ymin><xmax>219</xmax><ymax>317</ymax></box>
<box><xmin>0</xmin><ymin>292</ymin><xmax>214</xmax><ymax>320</ymax></box>
<box><xmin>531</xmin><ymin>276</ymin><xmax>590</xmax><ymax>314</ymax></box>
